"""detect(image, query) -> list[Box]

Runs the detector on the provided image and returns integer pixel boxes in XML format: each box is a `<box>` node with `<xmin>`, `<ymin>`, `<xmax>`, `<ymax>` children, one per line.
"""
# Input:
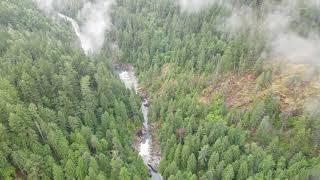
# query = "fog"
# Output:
<box><xmin>265</xmin><ymin>13</ymin><xmax>320</xmax><ymax>63</ymax></box>
<box><xmin>33</xmin><ymin>0</ymin><xmax>65</xmax><ymax>13</ymax></box>
<box><xmin>76</xmin><ymin>0</ymin><xmax>114</xmax><ymax>54</ymax></box>
<box><xmin>177</xmin><ymin>0</ymin><xmax>218</xmax><ymax>12</ymax></box>
<box><xmin>178</xmin><ymin>0</ymin><xmax>320</xmax><ymax>64</ymax></box>
<box><xmin>34</xmin><ymin>0</ymin><xmax>320</xmax><ymax>62</ymax></box>
<box><xmin>34</xmin><ymin>0</ymin><xmax>114</xmax><ymax>54</ymax></box>
<box><xmin>263</xmin><ymin>1</ymin><xmax>320</xmax><ymax>64</ymax></box>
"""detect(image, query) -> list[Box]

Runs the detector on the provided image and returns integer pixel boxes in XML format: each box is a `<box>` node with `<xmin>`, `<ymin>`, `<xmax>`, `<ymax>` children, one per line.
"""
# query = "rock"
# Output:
<box><xmin>143</xmin><ymin>100</ymin><xmax>150</xmax><ymax>107</ymax></box>
<box><xmin>136</xmin><ymin>129</ymin><xmax>144</xmax><ymax>137</ymax></box>
<box><xmin>147</xmin><ymin>163</ymin><xmax>158</xmax><ymax>173</ymax></box>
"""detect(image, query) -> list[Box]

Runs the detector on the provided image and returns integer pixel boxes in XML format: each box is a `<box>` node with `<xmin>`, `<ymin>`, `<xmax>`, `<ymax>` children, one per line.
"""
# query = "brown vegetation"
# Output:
<box><xmin>199</xmin><ymin>61</ymin><xmax>320</xmax><ymax>113</ymax></box>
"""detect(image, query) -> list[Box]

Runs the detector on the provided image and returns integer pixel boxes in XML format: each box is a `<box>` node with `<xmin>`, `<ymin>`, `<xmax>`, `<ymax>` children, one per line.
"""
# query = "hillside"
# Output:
<box><xmin>0</xmin><ymin>0</ymin><xmax>147</xmax><ymax>179</ymax></box>
<box><xmin>110</xmin><ymin>0</ymin><xmax>320</xmax><ymax>179</ymax></box>
<box><xmin>201</xmin><ymin>61</ymin><xmax>320</xmax><ymax>111</ymax></box>
<box><xmin>1</xmin><ymin>0</ymin><xmax>320</xmax><ymax>179</ymax></box>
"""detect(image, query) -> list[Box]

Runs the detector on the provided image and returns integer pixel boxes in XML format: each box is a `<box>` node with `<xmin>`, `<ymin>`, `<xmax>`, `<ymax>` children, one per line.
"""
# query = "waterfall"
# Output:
<box><xmin>118</xmin><ymin>69</ymin><xmax>162</xmax><ymax>180</ymax></box>
<box><xmin>57</xmin><ymin>13</ymin><xmax>91</xmax><ymax>54</ymax></box>
<box><xmin>58</xmin><ymin>10</ymin><xmax>162</xmax><ymax>180</ymax></box>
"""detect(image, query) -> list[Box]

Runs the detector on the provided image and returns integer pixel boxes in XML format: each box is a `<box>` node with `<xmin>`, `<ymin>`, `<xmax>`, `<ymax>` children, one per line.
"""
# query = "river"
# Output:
<box><xmin>58</xmin><ymin>13</ymin><xmax>162</xmax><ymax>180</ymax></box>
<box><xmin>117</xmin><ymin>68</ymin><xmax>162</xmax><ymax>180</ymax></box>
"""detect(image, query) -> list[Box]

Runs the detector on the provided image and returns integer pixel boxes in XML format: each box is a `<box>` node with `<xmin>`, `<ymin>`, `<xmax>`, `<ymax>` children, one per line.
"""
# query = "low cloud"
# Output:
<box><xmin>34</xmin><ymin>0</ymin><xmax>114</xmax><ymax>54</ymax></box>
<box><xmin>33</xmin><ymin>0</ymin><xmax>65</xmax><ymax>13</ymax></box>
<box><xmin>179</xmin><ymin>0</ymin><xmax>320</xmax><ymax>64</ymax></box>
<box><xmin>177</xmin><ymin>0</ymin><xmax>219</xmax><ymax>12</ymax></box>
<box><xmin>271</xmin><ymin>33</ymin><xmax>320</xmax><ymax>64</ymax></box>
<box><xmin>76</xmin><ymin>0</ymin><xmax>114</xmax><ymax>54</ymax></box>
<box><xmin>225</xmin><ymin>5</ymin><xmax>254</xmax><ymax>33</ymax></box>
<box><xmin>263</xmin><ymin>0</ymin><xmax>320</xmax><ymax>64</ymax></box>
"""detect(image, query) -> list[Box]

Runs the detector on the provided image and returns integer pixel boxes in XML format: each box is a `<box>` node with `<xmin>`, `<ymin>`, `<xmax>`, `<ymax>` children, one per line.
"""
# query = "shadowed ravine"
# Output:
<box><xmin>117</xmin><ymin>68</ymin><xmax>162</xmax><ymax>180</ymax></box>
<box><xmin>58</xmin><ymin>13</ymin><xmax>161</xmax><ymax>180</ymax></box>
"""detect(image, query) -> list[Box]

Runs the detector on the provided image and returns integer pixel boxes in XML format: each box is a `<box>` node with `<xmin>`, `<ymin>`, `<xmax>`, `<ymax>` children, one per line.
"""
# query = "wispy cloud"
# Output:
<box><xmin>34</xmin><ymin>0</ymin><xmax>114</xmax><ymax>54</ymax></box>
<box><xmin>177</xmin><ymin>0</ymin><xmax>220</xmax><ymax>12</ymax></box>
<box><xmin>76</xmin><ymin>0</ymin><xmax>115</xmax><ymax>54</ymax></box>
<box><xmin>178</xmin><ymin>0</ymin><xmax>320</xmax><ymax>64</ymax></box>
<box><xmin>33</xmin><ymin>0</ymin><xmax>65</xmax><ymax>13</ymax></box>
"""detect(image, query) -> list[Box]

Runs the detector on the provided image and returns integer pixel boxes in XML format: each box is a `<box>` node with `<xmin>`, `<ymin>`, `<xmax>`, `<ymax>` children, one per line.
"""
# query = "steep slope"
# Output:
<box><xmin>109</xmin><ymin>0</ymin><xmax>320</xmax><ymax>179</ymax></box>
<box><xmin>0</xmin><ymin>0</ymin><xmax>148</xmax><ymax>179</ymax></box>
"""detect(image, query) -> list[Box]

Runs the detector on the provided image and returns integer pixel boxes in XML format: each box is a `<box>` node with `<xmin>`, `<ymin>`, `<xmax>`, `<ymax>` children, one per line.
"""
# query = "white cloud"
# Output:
<box><xmin>33</xmin><ymin>0</ymin><xmax>65</xmax><ymax>13</ymax></box>
<box><xmin>177</xmin><ymin>0</ymin><xmax>220</xmax><ymax>12</ymax></box>
<box><xmin>35</xmin><ymin>0</ymin><xmax>115</xmax><ymax>54</ymax></box>
<box><xmin>271</xmin><ymin>33</ymin><xmax>320</xmax><ymax>64</ymax></box>
<box><xmin>76</xmin><ymin>0</ymin><xmax>115</xmax><ymax>54</ymax></box>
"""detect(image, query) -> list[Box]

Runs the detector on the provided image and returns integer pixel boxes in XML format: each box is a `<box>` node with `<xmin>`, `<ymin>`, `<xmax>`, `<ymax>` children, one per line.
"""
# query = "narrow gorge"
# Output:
<box><xmin>58</xmin><ymin>13</ymin><xmax>161</xmax><ymax>179</ymax></box>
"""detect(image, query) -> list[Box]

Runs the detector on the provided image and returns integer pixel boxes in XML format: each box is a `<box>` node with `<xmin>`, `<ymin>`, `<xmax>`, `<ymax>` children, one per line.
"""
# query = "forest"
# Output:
<box><xmin>110</xmin><ymin>0</ymin><xmax>320</xmax><ymax>179</ymax></box>
<box><xmin>0</xmin><ymin>0</ymin><xmax>147</xmax><ymax>179</ymax></box>
<box><xmin>1</xmin><ymin>0</ymin><xmax>320</xmax><ymax>179</ymax></box>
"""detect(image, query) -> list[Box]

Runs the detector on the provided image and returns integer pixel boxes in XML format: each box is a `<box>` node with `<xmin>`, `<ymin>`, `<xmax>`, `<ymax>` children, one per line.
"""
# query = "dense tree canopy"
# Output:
<box><xmin>1</xmin><ymin>0</ymin><xmax>320</xmax><ymax>179</ymax></box>
<box><xmin>0</xmin><ymin>0</ymin><xmax>147</xmax><ymax>179</ymax></box>
<box><xmin>108</xmin><ymin>0</ymin><xmax>320</xmax><ymax>179</ymax></box>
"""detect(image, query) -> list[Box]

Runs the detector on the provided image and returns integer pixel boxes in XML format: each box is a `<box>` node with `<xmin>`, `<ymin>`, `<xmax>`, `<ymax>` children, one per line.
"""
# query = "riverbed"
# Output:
<box><xmin>57</xmin><ymin>13</ymin><xmax>161</xmax><ymax>179</ymax></box>
<box><xmin>117</xmin><ymin>66</ymin><xmax>162</xmax><ymax>180</ymax></box>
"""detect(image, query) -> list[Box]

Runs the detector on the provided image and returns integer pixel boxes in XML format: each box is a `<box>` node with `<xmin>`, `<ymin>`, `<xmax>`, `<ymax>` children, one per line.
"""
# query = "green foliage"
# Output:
<box><xmin>206</xmin><ymin>94</ymin><xmax>225</xmax><ymax>121</ymax></box>
<box><xmin>110</xmin><ymin>0</ymin><xmax>265</xmax><ymax>75</ymax></box>
<box><xmin>255</xmin><ymin>70</ymin><xmax>273</xmax><ymax>91</ymax></box>
<box><xmin>1</xmin><ymin>0</ymin><xmax>320</xmax><ymax>179</ymax></box>
<box><xmin>0</xmin><ymin>0</ymin><xmax>147</xmax><ymax>179</ymax></box>
<box><xmin>110</xmin><ymin>0</ymin><xmax>320</xmax><ymax>179</ymax></box>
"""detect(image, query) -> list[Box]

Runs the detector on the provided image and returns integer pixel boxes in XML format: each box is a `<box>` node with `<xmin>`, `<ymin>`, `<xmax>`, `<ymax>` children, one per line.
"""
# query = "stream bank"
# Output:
<box><xmin>57</xmin><ymin>13</ymin><xmax>161</xmax><ymax>179</ymax></box>
<box><xmin>115</xmin><ymin>64</ymin><xmax>162</xmax><ymax>180</ymax></box>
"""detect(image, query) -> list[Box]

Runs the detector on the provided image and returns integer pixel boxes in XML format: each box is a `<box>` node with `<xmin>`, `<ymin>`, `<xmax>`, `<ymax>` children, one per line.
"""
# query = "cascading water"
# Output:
<box><xmin>58</xmin><ymin>13</ymin><xmax>161</xmax><ymax>180</ymax></box>
<box><xmin>118</xmin><ymin>69</ymin><xmax>162</xmax><ymax>180</ymax></box>
<box><xmin>57</xmin><ymin>13</ymin><xmax>91</xmax><ymax>54</ymax></box>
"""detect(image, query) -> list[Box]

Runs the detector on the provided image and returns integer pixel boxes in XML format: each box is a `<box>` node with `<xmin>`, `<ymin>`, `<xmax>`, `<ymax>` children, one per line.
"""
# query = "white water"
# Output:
<box><xmin>118</xmin><ymin>71</ymin><xmax>139</xmax><ymax>93</ymax></box>
<box><xmin>58</xmin><ymin>13</ymin><xmax>91</xmax><ymax>54</ymax></box>
<box><xmin>58</xmin><ymin>13</ymin><xmax>161</xmax><ymax>180</ymax></box>
<box><xmin>118</xmin><ymin>70</ymin><xmax>161</xmax><ymax>180</ymax></box>
<box><xmin>140</xmin><ymin>99</ymin><xmax>151</xmax><ymax>163</ymax></box>
<box><xmin>118</xmin><ymin>71</ymin><xmax>151</xmax><ymax>162</ymax></box>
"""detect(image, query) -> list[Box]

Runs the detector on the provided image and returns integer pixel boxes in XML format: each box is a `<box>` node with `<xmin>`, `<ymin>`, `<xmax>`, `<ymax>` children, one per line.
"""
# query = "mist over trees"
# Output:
<box><xmin>1</xmin><ymin>0</ymin><xmax>320</xmax><ymax>179</ymax></box>
<box><xmin>0</xmin><ymin>0</ymin><xmax>147</xmax><ymax>179</ymax></box>
<box><xmin>108</xmin><ymin>0</ymin><xmax>320</xmax><ymax>179</ymax></box>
